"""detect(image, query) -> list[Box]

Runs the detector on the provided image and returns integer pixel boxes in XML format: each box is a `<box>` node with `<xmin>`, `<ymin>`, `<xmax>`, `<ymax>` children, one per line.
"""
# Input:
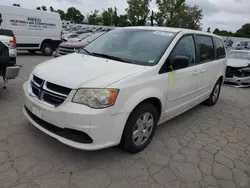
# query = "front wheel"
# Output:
<box><xmin>120</xmin><ymin>103</ymin><xmax>159</xmax><ymax>153</ymax></box>
<box><xmin>204</xmin><ymin>79</ymin><xmax>222</xmax><ymax>106</ymax></box>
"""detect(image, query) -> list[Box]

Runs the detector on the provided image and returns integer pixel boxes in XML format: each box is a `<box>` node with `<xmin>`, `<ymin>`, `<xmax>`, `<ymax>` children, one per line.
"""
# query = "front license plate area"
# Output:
<box><xmin>31</xmin><ymin>105</ymin><xmax>43</xmax><ymax>119</ymax></box>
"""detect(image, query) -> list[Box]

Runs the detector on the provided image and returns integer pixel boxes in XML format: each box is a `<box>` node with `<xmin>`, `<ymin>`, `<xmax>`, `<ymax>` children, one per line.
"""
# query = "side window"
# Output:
<box><xmin>196</xmin><ymin>35</ymin><xmax>215</xmax><ymax>63</ymax></box>
<box><xmin>214</xmin><ymin>37</ymin><xmax>226</xmax><ymax>59</ymax></box>
<box><xmin>170</xmin><ymin>35</ymin><xmax>196</xmax><ymax>68</ymax></box>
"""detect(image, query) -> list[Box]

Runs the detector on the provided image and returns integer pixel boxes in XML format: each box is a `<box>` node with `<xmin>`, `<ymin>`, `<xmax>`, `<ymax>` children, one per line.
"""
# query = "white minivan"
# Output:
<box><xmin>0</xmin><ymin>5</ymin><xmax>62</xmax><ymax>56</ymax></box>
<box><xmin>23</xmin><ymin>27</ymin><xmax>227</xmax><ymax>153</ymax></box>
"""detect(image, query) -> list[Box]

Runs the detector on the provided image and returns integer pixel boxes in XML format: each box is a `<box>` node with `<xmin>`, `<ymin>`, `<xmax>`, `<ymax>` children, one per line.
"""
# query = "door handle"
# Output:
<box><xmin>192</xmin><ymin>71</ymin><xmax>199</xmax><ymax>76</ymax></box>
<box><xmin>201</xmin><ymin>69</ymin><xmax>207</xmax><ymax>73</ymax></box>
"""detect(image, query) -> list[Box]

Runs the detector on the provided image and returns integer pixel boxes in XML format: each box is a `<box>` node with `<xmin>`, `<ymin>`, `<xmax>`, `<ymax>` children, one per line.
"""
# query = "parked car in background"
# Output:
<box><xmin>0</xmin><ymin>28</ymin><xmax>20</xmax><ymax>88</ymax></box>
<box><xmin>23</xmin><ymin>27</ymin><xmax>226</xmax><ymax>153</ymax></box>
<box><xmin>0</xmin><ymin>5</ymin><xmax>62</xmax><ymax>56</ymax></box>
<box><xmin>62</xmin><ymin>33</ymin><xmax>80</xmax><ymax>41</ymax></box>
<box><xmin>66</xmin><ymin>33</ymin><xmax>93</xmax><ymax>42</ymax></box>
<box><xmin>232</xmin><ymin>41</ymin><xmax>250</xmax><ymax>50</ymax></box>
<box><xmin>62</xmin><ymin>30</ymin><xmax>94</xmax><ymax>41</ymax></box>
<box><xmin>224</xmin><ymin>50</ymin><xmax>250</xmax><ymax>87</ymax></box>
<box><xmin>55</xmin><ymin>32</ymin><xmax>107</xmax><ymax>57</ymax></box>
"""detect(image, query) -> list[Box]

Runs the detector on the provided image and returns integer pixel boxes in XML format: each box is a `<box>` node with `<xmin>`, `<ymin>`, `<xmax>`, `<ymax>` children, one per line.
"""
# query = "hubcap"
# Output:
<box><xmin>45</xmin><ymin>47</ymin><xmax>52</xmax><ymax>54</ymax></box>
<box><xmin>212</xmin><ymin>84</ymin><xmax>220</xmax><ymax>102</ymax></box>
<box><xmin>132</xmin><ymin>112</ymin><xmax>154</xmax><ymax>146</ymax></box>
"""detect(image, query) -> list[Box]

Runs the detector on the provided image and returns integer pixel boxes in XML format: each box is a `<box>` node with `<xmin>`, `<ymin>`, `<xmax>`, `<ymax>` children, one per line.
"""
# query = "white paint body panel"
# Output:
<box><xmin>23</xmin><ymin>28</ymin><xmax>226</xmax><ymax>150</ymax></box>
<box><xmin>0</xmin><ymin>5</ymin><xmax>62</xmax><ymax>50</ymax></box>
<box><xmin>227</xmin><ymin>58</ymin><xmax>250</xmax><ymax>67</ymax></box>
<box><xmin>0</xmin><ymin>35</ymin><xmax>11</xmax><ymax>43</ymax></box>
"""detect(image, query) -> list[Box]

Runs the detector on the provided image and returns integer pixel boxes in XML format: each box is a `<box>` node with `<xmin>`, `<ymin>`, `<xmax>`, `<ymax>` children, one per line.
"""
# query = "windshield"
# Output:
<box><xmin>228</xmin><ymin>51</ymin><xmax>250</xmax><ymax>60</ymax></box>
<box><xmin>84</xmin><ymin>28</ymin><xmax>175</xmax><ymax>65</ymax></box>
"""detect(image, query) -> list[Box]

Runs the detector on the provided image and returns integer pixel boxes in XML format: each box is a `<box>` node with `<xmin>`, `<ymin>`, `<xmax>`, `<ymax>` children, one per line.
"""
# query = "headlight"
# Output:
<box><xmin>72</xmin><ymin>88</ymin><xmax>119</xmax><ymax>109</ymax></box>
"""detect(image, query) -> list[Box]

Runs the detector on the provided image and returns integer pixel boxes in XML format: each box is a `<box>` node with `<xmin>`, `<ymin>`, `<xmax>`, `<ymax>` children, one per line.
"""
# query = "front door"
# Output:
<box><xmin>164</xmin><ymin>35</ymin><xmax>200</xmax><ymax>119</ymax></box>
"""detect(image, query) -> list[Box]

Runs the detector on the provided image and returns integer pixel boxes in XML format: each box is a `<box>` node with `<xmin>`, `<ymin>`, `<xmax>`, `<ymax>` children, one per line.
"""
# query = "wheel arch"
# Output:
<box><xmin>40</xmin><ymin>39</ymin><xmax>53</xmax><ymax>49</ymax></box>
<box><xmin>118</xmin><ymin>88</ymin><xmax>165</xmax><ymax>144</ymax></box>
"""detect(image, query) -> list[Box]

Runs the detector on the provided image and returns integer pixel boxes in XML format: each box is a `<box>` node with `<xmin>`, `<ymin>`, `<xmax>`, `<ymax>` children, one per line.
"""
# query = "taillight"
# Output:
<box><xmin>10</xmin><ymin>36</ymin><xmax>17</xmax><ymax>47</ymax></box>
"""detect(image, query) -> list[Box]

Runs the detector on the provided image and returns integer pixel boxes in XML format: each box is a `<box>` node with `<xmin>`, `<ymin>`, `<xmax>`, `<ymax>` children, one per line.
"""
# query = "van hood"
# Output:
<box><xmin>227</xmin><ymin>58</ymin><xmax>250</xmax><ymax>68</ymax></box>
<box><xmin>33</xmin><ymin>53</ymin><xmax>146</xmax><ymax>89</ymax></box>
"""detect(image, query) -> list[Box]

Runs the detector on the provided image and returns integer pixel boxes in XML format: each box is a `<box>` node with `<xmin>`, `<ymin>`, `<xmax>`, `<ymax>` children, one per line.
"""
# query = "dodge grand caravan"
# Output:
<box><xmin>23</xmin><ymin>27</ymin><xmax>227</xmax><ymax>153</ymax></box>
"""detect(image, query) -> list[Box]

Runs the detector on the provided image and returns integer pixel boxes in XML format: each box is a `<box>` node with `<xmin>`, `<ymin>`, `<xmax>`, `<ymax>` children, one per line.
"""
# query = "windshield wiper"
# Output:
<box><xmin>91</xmin><ymin>53</ymin><xmax>131</xmax><ymax>64</ymax></box>
<box><xmin>80</xmin><ymin>49</ymin><xmax>93</xmax><ymax>55</ymax></box>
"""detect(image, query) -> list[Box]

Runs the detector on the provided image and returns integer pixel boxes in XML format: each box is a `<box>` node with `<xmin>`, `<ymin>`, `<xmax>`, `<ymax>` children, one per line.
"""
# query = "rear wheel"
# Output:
<box><xmin>41</xmin><ymin>43</ymin><xmax>53</xmax><ymax>56</ymax></box>
<box><xmin>204</xmin><ymin>79</ymin><xmax>222</xmax><ymax>106</ymax></box>
<box><xmin>120</xmin><ymin>103</ymin><xmax>159</xmax><ymax>153</ymax></box>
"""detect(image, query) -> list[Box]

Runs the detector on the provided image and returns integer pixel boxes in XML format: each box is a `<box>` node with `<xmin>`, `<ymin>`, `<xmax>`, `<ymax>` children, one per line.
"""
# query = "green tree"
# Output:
<box><xmin>13</xmin><ymin>4</ymin><xmax>21</xmax><ymax>7</ymax></box>
<box><xmin>36</xmin><ymin>7</ymin><xmax>41</xmax><ymax>10</ymax></box>
<box><xmin>65</xmin><ymin>7</ymin><xmax>85</xmax><ymax>24</ymax></box>
<box><xmin>117</xmin><ymin>14</ymin><xmax>131</xmax><ymax>27</ymax></box>
<box><xmin>207</xmin><ymin>27</ymin><xmax>211</xmax><ymax>33</ymax></box>
<box><xmin>177</xmin><ymin>4</ymin><xmax>203</xmax><ymax>30</ymax></box>
<box><xmin>41</xmin><ymin>5</ymin><xmax>47</xmax><ymax>11</ymax></box>
<box><xmin>154</xmin><ymin>12</ymin><xmax>164</xmax><ymax>26</ymax></box>
<box><xmin>49</xmin><ymin>6</ymin><xmax>55</xmax><ymax>12</ymax></box>
<box><xmin>57</xmin><ymin>9</ymin><xmax>66</xmax><ymax>20</ymax></box>
<box><xmin>113</xmin><ymin>7</ymin><xmax>119</xmax><ymax>26</ymax></box>
<box><xmin>235</xmin><ymin>24</ymin><xmax>250</xmax><ymax>38</ymax></box>
<box><xmin>213</xmin><ymin>28</ymin><xmax>235</xmax><ymax>37</ymax></box>
<box><xmin>102</xmin><ymin>8</ymin><xmax>114</xmax><ymax>26</ymax></box>
<box><xmin>87</xmin><ymin>10</ymin><xmax>102</xmax><ymax>25</ymax></box>
<box><xmin>213</xmin><ymin>28</ymin><xmax>220</xmax><ymax>34</ymax></box>
<box><xmin>126</xmin><ymin>0</ymin><xmax>151</xmax><ymax>26</ymax></box>
<box><xmin>156</xmin><ymin>0</ymin><xmax>185</xmax><ymax>27</ymax></box>
<box><xmin>155</xmin><ymin>0</ymin><xmax>203</xmax><ymax>30</ymax></box>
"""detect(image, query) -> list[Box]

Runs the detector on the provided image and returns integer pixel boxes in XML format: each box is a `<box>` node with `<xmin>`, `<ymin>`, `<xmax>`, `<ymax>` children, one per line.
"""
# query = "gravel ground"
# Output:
<box><xmin>0</xmin><ymin>52</ymin><xmax>250</xmax><ymax>188</ymax></box>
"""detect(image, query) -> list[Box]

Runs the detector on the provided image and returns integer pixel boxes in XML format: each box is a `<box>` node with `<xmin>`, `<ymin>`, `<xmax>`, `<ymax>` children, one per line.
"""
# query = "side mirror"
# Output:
<box><xmin>170</xmin><ymin>55</ymin><xmax>189</xmax><ymax>70</ymax></box>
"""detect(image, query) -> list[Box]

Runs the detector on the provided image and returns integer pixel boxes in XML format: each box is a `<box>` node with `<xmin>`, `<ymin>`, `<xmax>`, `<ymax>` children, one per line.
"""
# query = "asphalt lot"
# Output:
<box><xmin>0</xmin><ymin>52</ymin><xmax>250</xmax><ymax>188</ymax></box>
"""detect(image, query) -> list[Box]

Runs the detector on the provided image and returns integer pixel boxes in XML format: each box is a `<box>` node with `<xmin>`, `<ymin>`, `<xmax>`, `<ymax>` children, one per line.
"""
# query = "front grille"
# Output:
<box><xmin>24</xmin><ymin>106</ymin><xmax>93</xmax><ymax>144</ymax></box>
<box><xmin>226</xmin><ymin>66</ymin><xmax>250</xmax><ymax>78</ymax></box>
<box><xmin>33</xmin><ymin>75</ymin><xmax>43</xmax><ymax>85</ymax></box>
<box><xmin>30</xmin><ymin>75</ymin><xmax>71</xmax><ymax>107</ymax></box>
<box><xmin>58</xmin><ymin>46</ymin><xmax>75</xmax><ymax>56</ymax></box>
<box><xmin>226</xmin><ymin>67</ymin><xmax>242</xmax><ymax>78</ymax></box>
<box><xmin>47</xmin><ymin>82</ymin><xmax>71</xmax><ymax>95</ymax></box>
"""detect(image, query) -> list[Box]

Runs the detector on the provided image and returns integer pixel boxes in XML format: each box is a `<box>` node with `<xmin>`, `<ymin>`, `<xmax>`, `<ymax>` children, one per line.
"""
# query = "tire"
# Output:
<box><xmin>41</xmin><ymin>43</ymin><xmax>53</xmax><ymax>56</ymax></box>
<box><xmin>204</xmin><ymin>79</ymin><xmax>222</xmax><ymax>106</ymax></box>
<box><xmin>28</xmin><ymin>50</ymin><xmax>36</xmax><ymax>54</ymax></box>
<box><xmin>120</xmin><ymin>103</ymin><xmax>159</xmax><ymax>153</ymax></box>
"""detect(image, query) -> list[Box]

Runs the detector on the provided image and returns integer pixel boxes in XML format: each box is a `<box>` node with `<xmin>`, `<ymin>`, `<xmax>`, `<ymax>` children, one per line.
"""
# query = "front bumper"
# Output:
<box><xmin>23</xmin><ymin>82</ymin><xmax>128</xmax><ymax>150</ymax></box>
<box><xmin>224</xmin><ymin>76</ymin><xmax>250</xmax><ymax>87</ymax></box>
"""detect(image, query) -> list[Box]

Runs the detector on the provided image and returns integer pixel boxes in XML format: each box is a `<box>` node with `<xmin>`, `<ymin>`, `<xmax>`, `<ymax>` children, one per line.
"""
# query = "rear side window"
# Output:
<box><xmin>214</xmin><ymin>37</ymin><xmax>226</xmax><ymax>59</ymax></box>
<box><xmin>196</xmin><ymin>35</ymin><xmax>215</xmax><ymax>63</ymax></box>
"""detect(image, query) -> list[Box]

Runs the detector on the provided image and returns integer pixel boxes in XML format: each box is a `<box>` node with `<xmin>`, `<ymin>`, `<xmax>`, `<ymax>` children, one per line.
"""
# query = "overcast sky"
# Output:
<box><xmin>1</xmin><ymin>0</ymin><xmax>249</xmax><ymax>32</ymax></box>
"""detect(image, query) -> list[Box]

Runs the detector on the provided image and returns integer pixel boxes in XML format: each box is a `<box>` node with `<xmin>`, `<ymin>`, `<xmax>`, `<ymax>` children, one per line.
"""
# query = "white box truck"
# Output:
<box><xmin>0</xmin><ymin>5</ymin><xmax>62</xmax><ymax>56</ymax></box>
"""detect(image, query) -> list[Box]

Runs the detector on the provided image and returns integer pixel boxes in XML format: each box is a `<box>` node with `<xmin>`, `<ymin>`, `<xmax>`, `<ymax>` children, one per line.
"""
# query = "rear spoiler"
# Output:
<box><xmin>0</xmin><ymin>29</ymin><xmax>14</xmax><ymax>37</ymax></box>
